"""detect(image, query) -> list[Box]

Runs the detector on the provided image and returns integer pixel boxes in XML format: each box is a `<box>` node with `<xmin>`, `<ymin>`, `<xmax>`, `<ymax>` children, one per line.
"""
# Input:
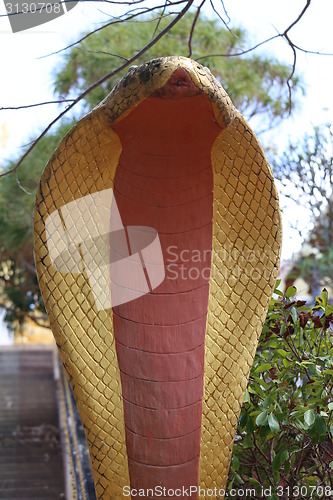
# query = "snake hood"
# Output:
<box><xmin>97</xmin><ymin>56</ymin><xmax>235</xmax><ymax>129</ymax></box>
<box><xmin>34</xmin><ymin>56</ymin><xmax>281</xmax><ymax>499</ymax></box>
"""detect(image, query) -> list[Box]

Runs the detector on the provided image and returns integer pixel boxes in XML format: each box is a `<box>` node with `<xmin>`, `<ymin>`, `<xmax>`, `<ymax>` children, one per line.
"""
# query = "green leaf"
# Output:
<box><xmin>266</xmin><ymin>338</ymin><xmax>279</xmax><ymax>348</ymax></box>
<box><xmin>286</xmin><ymin>285</ymin><xmax>297</xmax><ymax>298</ymax></box>
<box><xmin>321</xmin><ymin>288</ymin><xmax>328</xmax><ymax>307</ymax></box>
<box><xmin>323</xmin><ymin>369</ymin><xmax>333</xmax><ymax>376</ymax></box>
<box><xmin>272</xmin><ymin>449</ymin><xmax>288</xmax><ymax>471</ymax></box>
<box><xmin>291</xmin><ymin>306</ymin><xmax>298</xmax><ymax>323</ymax></box>
<box><xmin>282</xmin><ymin>358</ymin><xmax>292</xmax><ymax>368</ymax></box>
<box><xmin>284</xmin><ymin>461</ymin><xmax>291</xmax><ymax>474</ymax></box>
<box><xmin>259</xmin><ymin>425</ymin><xmax>271</xmax><ymax>438</ymax></box>
<box><xmin>242</xmin><ymin>435</ymin><xmax>252</xmax><ymax>448</ymax></box>
<box><xmin>231</xmin><ymin>455</ymin><xmax>240</xmax><ymax>471</ymax></box>
<box><xmin>328</xmin><ymin>402</ymin><xmax>333</xmax><ymax>411</ymax></box>
<box><xmin>268</xmin><ymin>413</ymin><xmax>280</xmax><ymax>433</ymax></box>
<box><xmin>233</xmin><ymin>473</ymin><xmax>244</xmax><ymax>485</ymax></box>
<box><xmin>254</xmin><ymin>363</ymin><xmax>272</xmax><ymax>374</ymax></box>
<box><xmin>272</xmin><ymin>454</ymin><xmax>280</xmax><ymax>471</ymax></box>
<box><xmin>239</xmin><ymin>413</ymin><xmax>248</xmax><ymax>428</ymax></box>
<box><xmin>263</xmin><ymin>395</ymin><xmax>272</xmax><ymax>408</ymax></box>
<box><xmin>247</xmin><ymin>416</ymin><xmax>255</xmax><ymax>433</ymax></box>
<box><xmin>252</xmin><ymin>381</ymin><xmax>268</xmax><ymax>397</ymax></box>
<box><xmin>280</xmin><ymin>449</ymin><xmax>289</xmax><ymax>464</ymax></box>
<box><xmin>276</xmin><ymin>349</ymin><xmax>289</xmax><ymax>358</ymax></box>
<box><xmin>329</xmin><ymin>461</ymin><xmax>333</xmax><ymax>469</ymax></box>
<box><xmin>299</xmin><ymin>326</ymin><xmax>304</xmax><ymax>346</ymax></box>
<box><xmin>252</xmin><ymin>377</ymin><xmax>269</xmax><ymax>390</ymax></box>
<box><xmin>243</xmin><ymin>388</ymin><xmax>251</xmax><ymax>403</ymax></box>
<box><xmin>256</xmin><ymin>410</ymin><xmax>268</xmax><ymax>426</ymax></box>
<box><xmin>248</xmin><ymin>477</ymin><xmax>261</xmax><ymax>487</ymax></box>
<box><xmin>314</xmin><ymin>414</ymin><xmax>327</xmax><ymax>435</ymax></box>
<box><xmin>304</xmin><ymin>409</ymin><xmax>315</xmax><ymax>427</ymax></box>
<box><xmin>274</xmin><ymin>281</ymin><xmax>284</xmax><ymax>297</ymax></box>
<box><xmin>308</xmin><ymin>364</ymin><xmax>321</xmax><ymax>376</ymax></box>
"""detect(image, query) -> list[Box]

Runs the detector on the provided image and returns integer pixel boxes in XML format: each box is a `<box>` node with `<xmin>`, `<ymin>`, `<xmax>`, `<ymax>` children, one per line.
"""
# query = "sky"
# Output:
<box><xmin>0</xmin><ymin>1</ymin><xmax>332</xmax><ymax>342</ymax></box>
<box><xmin>1</xmin><ymin>0</ymin><xmax>332</xmax><ymax>156</ymax></box>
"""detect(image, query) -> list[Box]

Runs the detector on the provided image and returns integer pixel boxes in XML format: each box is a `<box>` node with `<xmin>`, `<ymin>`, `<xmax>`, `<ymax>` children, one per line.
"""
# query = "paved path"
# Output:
<box><xmin>0</xmin><ymin>346</ymin><xmax>65</xmax><ymax>499</ymax></box>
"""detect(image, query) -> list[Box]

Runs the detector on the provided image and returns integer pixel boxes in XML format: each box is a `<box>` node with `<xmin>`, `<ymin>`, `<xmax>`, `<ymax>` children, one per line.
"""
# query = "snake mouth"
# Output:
<box><xmin>109</xmin><ymin>81</ymin><xmax>222</xmax><ymax>494</ymax></box>
<box><xmin>152</xmin><ymin>67</ymin><xmax>201</xmax><ymax>98</ymax></box>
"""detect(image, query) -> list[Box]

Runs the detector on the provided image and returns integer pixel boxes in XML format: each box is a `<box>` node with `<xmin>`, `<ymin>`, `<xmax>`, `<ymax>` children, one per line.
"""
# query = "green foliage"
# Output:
<box><xmin>54</xmin><ymin>13</ymin><xmax>301</xmax><ymax>127</ymax></box>
<box><xmin>227</xmin><ymin>283</ymin><xmax>333</xmax><ymax>498</ymax></box>
<box><xmin>273</xmin><ymin>125</ymin><xmax>333</xmax><ymax>223</ymax></box>
<box><xmin>273</xmin><ymin>124</ymin><xmax>333</xmax><ymax>296</ymax></box>
<box><xmin>0</xmin><ymin>120</ymin><xmax>75</xmax><ymax>327</ymax></box>
<box><xmin>296</xmin><ymin>248</ymin><xmax>333</xmax><ymax>298</ymax></box>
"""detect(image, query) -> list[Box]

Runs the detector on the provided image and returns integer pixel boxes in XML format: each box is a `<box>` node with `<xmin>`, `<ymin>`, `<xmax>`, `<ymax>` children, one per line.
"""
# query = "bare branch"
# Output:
<box><xmin>188</xmin><ymin>0</ymin><xmax>205</xmax><ymax>58</ymax></box>
<box><xmin>283</xmin><ymin>36</ymin><xmax>297</xmax><ymax>113</ymax></box>
<box><xmin>152</xmin><ymin>3</ymin><xmax>168</xmax><ymax>37</ymax></box>
<box><xmin>283</xmin><ymin>0</ymin><xmax>312</xmax><ymax>112</ymax></box>
<box><xmin>14</xmin><ymin>170</ymin><xmax>33</xmax><ymax>196</ymax></box>
<box><xmin>73</xmin><ymin>47</ymin><xmax>129</xmax><ymax>62</ymax></box>
<box><xmin>283</xmin><ymin>0</ymin><xmax>311</xmax><ymax>36</ymax></box>
<box><xmin>197</xmin><ymin>1</ymin><xmax>314</xmax><ymax>114</ymax></box>
<box><xmin>0</xmin><ymin>303</ymin><xmax>50</xmax><ymax>328</ymax></box>
<box><xmin>209</xmin><ymin>0</ymin><xmax>237</xmax><ymax>37</ymax></box>
<box><xmin>38</xmin><ymin>0</ymin><xmax>189</xmax><ymax>59</ymax></box>
<box><xmin>195</xmin><ymin>34</ymin><xmax>281</xmax><ymax>60</ymax></box>
<box><xmin>1</xmin><ymin>0</ymin><xmax>324</xmax><ymax>184</ymax></box>
<box><xmin>0</xmin><ymin>100</ymin><xmax>75</xmax><ymax>111</ymax></box>
<box><xmin>288</xmin><ymin>43</ymin><xmax>333</xmax><ymax>58</ymax></box>
<box><xmin>217</xmin><ymin>0</ymin><xmax>230</xmax><ymax>23</ymax></box>
<box><xmin>0</xmin><ymin>0</ymin><xmax>195</xmax><ymax>180</ymax></box>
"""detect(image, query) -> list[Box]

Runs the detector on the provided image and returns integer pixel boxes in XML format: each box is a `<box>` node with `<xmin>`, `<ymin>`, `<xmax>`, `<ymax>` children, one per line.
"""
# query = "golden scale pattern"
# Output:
<box><xmin>33</xmin><ymin>56</ymin><xmax>281</xmax><ymax>499</ymax></box>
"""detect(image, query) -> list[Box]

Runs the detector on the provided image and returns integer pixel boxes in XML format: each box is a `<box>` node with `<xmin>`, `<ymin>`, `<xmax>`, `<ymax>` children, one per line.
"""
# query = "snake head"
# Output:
<box><xmin>101</xmin><ymin>56</ymin><xmax>235</xmax><ymax>129</ymax></box>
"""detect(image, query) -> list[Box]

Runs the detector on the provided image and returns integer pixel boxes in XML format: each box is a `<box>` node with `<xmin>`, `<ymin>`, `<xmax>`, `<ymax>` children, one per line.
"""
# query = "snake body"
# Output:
<box><xmin>33</xmin><ymin>56</ymin><xmax>281</xmax><ymax>499</ymax></box>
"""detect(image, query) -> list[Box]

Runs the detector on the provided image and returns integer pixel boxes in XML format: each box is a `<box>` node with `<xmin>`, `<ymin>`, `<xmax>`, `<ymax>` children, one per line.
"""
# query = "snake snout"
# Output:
<box><xmin>153</xmin><ymin>67</ymin><xmax>200</xmax><ymax>98</ymax></box>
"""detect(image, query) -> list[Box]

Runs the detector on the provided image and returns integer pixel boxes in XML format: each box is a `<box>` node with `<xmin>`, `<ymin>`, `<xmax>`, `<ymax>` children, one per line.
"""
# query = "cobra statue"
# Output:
<box><xmin>33</xmin><ymin>56</ymin><xmax>281</xmax><ymax>499</ymax></box>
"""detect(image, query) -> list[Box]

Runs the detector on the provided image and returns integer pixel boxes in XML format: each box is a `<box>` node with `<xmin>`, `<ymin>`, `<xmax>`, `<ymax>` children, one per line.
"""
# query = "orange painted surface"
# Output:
<box><xmin>112</xmin><ymin>69</ymin><xmax>221</xmax><ymax>495</ymax></box>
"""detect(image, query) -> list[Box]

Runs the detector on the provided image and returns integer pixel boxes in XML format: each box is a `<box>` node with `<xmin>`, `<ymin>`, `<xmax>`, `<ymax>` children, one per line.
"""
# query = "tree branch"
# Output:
<box><xmin>283</xmin><ymin>0</ymin><xmax>312</xmax><ymax>111</ymax></box>
<box><xmin>0</xmin><ymin>0</ymin><xmax>324</xmax><ymax>184</ymax></box>
<box><xmin>209</xmin><ymin>0</ymin><xmax>236</xmax><ymax>36</ymax></box>
<box><xmin>187</xmin><ymin>0</ymin><xmax>205</xmax><ymax>57</ymax></box>
<box><xmin>0</xmin><ymin>303</ymin><xmax>49</xmax><ymax>328</ymax></box>
<box><xmin>195</xmin><ymin>34</ymin><xmax>281</xmax><ymax>60</ymax></box>
<box><xmin>0</xmin><ymin>100</ymin><xmax>75</xmax><ymax>111</ymax></box>
<box><xmin>197</xmin><ymin>1</ymin><xmax>314</xmax><ymax>114</ymax></box>
<box><xmin>0</xmin><ymin>0</ymin><xmax>195</xmax><ymax>182</ymax></box>
<box><xmin>38</xmin><ymin>0</ymin><xmax>189</xmax><ymax>60</ymax></box>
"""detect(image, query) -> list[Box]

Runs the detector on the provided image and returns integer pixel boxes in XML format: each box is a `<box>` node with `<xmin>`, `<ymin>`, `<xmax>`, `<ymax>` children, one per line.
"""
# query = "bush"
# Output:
<box><xmin>227</xmin><ymin>283</ymin><xmax>333</xmax><ymax>499</ymax></box>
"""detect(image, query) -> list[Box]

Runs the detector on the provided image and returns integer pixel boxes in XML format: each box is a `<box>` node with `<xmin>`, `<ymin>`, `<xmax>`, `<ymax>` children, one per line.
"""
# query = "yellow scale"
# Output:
<box><xmin>33</xmin><ymin>56</ymin><xmax>281</xmax><ymax>499</ymax></box>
